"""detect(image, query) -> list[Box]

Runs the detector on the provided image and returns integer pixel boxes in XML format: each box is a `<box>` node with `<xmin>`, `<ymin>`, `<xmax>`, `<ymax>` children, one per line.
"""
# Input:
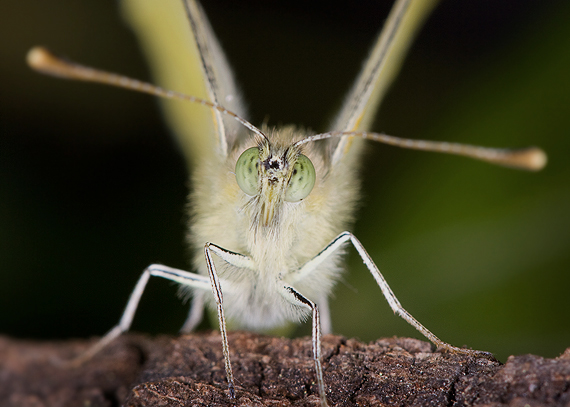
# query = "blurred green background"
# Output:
<box><xmin>1</xmin><ymin>0</ymin><xmax>568</xmax><ymax>363</ymax></box>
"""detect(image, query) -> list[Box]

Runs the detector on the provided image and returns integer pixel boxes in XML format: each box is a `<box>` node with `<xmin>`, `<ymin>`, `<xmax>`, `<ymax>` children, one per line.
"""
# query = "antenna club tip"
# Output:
<box><xmin>525</xmin><ymin>147</ymin><xmax>548</xmax><ymax>171</ymax></box>
<box><xmin>26</xmin><ymin>46</ymin><xmax>51</xmax><ymax>70</ymax></box>
<box><xmin>26</xmin><ymin>47</ymin><xmax>80</xmax><ymax>80</ymax></box>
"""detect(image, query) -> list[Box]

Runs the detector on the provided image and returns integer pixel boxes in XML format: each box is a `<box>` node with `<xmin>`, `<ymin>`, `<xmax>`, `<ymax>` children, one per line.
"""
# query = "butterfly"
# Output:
<box><xmin>27</xmin><ymin>0</ymin><xmax>546</xmax><ymax>405</ymax></box>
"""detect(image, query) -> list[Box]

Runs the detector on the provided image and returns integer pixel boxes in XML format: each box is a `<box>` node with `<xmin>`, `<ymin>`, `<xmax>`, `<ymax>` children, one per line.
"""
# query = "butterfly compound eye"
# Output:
<box><xmin>235</xmin><ymin>147</ymin><xmax>260</xmax><ymax>196</ymax></box>
<box><xmin>285</xmin><ymin>154</ymin><xmax>316</xmax><ymax>202</ymax></box>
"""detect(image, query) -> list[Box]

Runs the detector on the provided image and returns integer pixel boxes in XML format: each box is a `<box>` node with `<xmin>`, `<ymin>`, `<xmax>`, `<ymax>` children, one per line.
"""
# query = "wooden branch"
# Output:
<box><xmin>1</xmin><ymin>332</ymin><xmax>569</xmax><ymax>406</ymax></box>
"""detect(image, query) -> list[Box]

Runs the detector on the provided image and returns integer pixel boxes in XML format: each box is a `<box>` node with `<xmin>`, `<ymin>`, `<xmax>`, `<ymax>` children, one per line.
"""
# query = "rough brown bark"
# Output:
<box><xmin>1</xmin><ymin>331</ymin><xmax>569</xmax><ymax>406</ymax></box>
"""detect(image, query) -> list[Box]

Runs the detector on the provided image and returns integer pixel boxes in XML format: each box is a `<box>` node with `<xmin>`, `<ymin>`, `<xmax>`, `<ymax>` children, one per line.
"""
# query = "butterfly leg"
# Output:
<box><xmin>281</xmin><ymin>285</ymin><xmax>328</xmax><ymax>407</ymax></box>
<box><xmin>317</xmin><ymin>294</ymin><xmax>332</xmax><ymax>335</ymax></box>
<box><xmin>204</xmin><ymin>242</ymin><xmax>256</xmax><ymax>400</ymax></box>
<box><xmin>295</xmin><ymin>231</ymin><xmax>493</xmax><ymax>358</ymax></box>
<box><xmin>179</xmin><ymin>290</ymin><xmax>205</xmax><ymax>333</ymax></box>
<box><xmin>72</xmin><ymin>264</ymin><xmax>211</xmax><ymax>365</ymax></box>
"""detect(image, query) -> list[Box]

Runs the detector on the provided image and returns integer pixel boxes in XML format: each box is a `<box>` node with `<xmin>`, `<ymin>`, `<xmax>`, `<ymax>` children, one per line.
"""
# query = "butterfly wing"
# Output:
<box><xmin>121</xmin><ymin>0</ymin><xmax>246</xmax><ymax>165</ymax></box>
<box><xmin>330</xmin><ymin>0</ymin><xmax>439</xmax><ymax>165</ymax></box>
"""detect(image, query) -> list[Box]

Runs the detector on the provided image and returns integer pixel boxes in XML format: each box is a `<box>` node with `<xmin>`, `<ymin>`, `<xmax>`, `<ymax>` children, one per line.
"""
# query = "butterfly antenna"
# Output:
<box><xmin>26</xmin><ymin>46</ymin><xmax>269</xmax><ymax>144</ymax></box>
<box><xmin>296</xmin><ymin>131</ymin><xmax>547</xmax><ymax>171</ymax></box>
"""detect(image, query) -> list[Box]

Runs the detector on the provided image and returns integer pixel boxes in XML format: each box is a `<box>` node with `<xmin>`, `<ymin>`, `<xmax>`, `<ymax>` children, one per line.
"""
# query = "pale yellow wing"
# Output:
<box><xmin>330</xmin><ymin>0</ymin><xmax>440</xmax><ymax>165</ymax></box>
<box><xmin>121</xmin><ymin>0</ymin><xmax>246</xmax><ymax>166</ymax></box>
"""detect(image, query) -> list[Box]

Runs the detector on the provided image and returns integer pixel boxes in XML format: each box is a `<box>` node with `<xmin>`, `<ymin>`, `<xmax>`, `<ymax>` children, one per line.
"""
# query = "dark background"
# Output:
<box><xmin>1</xmin><ymin>0</ymin><xmax>568</xmax><ymax>362</ymax></box>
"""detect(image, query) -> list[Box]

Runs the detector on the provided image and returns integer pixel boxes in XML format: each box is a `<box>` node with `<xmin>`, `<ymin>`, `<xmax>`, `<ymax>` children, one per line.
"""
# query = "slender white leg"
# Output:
<box><xmin>203</xmin><ymin>241</ymin><xmax>330</xmax><ymax>404</ymax></box>
<box><xmin>206</xmin><ymin>242</ymin><xmax>256</xmax><ymax>270</ymax></box>
<box><xmin>180</xmin><ymin>290</ymin><xmax>205</xmax><ymax>333</ymax></box>
<box><xmin>282</xmin><ymin>285</ymin><xmax>328</xmax><ymax>407</ymax></box>
<box><xmin>72</xmin><ymin>264</ymin><xmax>211</xmax><ymax>364</ymax></box>
<box><xmin>201</xmin><ymin>242</ymin><xmax>256</xmax><ymax>399</ymax></box>
<box><xmin>295</xmin><ymin>231</ymin><xmax>493</xmax><ymax>358</ymax></box>
<box><xmin>204</xmin><ymin>243</ymin><xmax>236</xmax><ymax>399</ymax></box>
<box><xmin>317</xmin><ymin>294</ymin><xmax>332</xmax><ymax>335</ymax></box>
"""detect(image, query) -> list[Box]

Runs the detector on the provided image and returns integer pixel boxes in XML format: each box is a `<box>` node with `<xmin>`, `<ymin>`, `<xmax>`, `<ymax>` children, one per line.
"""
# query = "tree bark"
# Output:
<box><xmin>1</xmin><ymin>331</ymin><xmax>569</xmax><ymax>406</ymax></box>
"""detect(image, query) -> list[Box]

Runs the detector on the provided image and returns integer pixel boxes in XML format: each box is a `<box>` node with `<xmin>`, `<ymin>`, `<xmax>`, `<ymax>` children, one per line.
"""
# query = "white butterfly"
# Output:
<box><xmin>27</xmin><ymin>0</ymin><xmax>546</xmax><ymax>405</ymax></box>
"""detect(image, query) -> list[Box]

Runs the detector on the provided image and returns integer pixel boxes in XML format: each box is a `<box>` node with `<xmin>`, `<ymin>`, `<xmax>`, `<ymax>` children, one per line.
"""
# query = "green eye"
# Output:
<box><xmin>235</xmin><ymin>147</ymin><xmax>260</xmax><ymax>196</ymax></box>
<box><xmin>285</xmin><ymin>154</ymin><xmax>316</xmax><ymax>202</ymax></box>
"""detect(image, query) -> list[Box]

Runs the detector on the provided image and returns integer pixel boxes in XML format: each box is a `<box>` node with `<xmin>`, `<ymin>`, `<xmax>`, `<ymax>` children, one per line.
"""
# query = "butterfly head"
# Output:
<box><xmin>235</xmin><ymin>135</ymin><xmax>316</xmax><ymax>228</ymax></box>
